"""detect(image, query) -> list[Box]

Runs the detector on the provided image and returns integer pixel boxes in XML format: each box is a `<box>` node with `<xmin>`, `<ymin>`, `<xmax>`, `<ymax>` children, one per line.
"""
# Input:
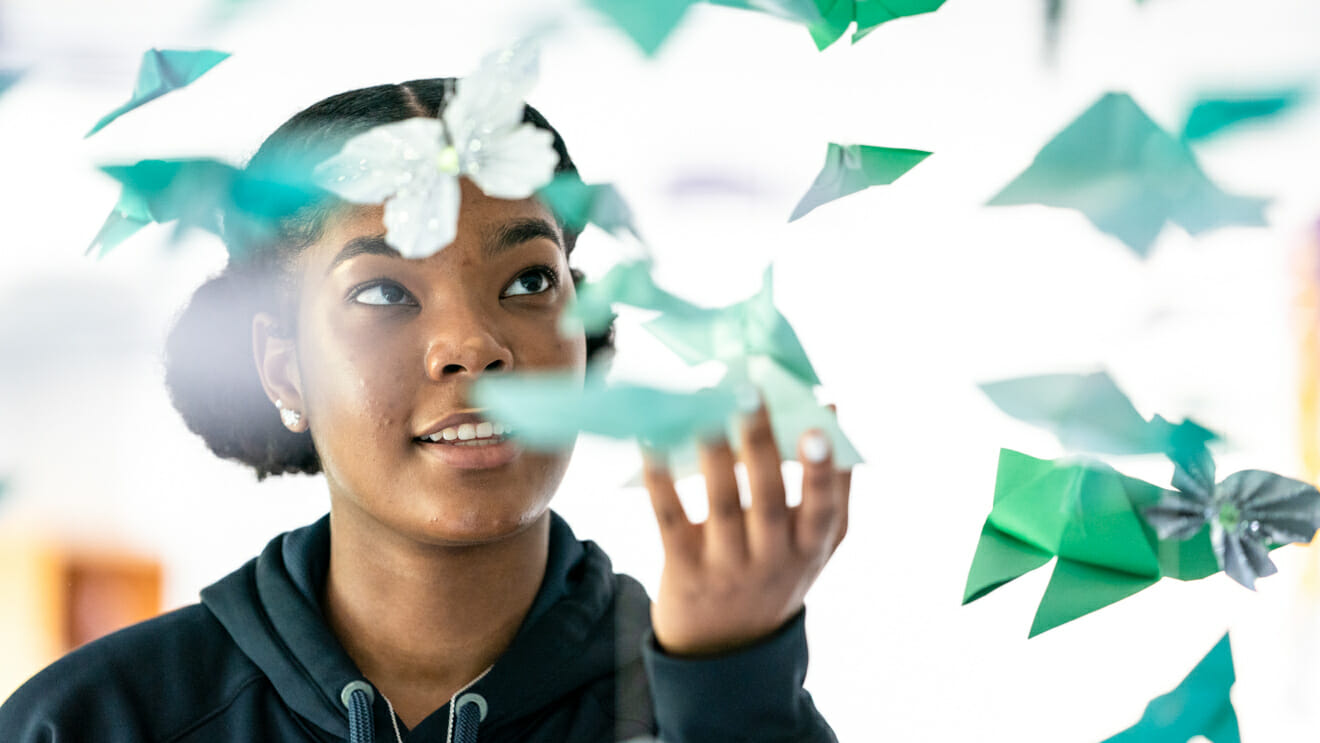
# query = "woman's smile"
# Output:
<box><xmin>413</xmin><ymin>409</ymin><xmax>523</xmax><ymax>469</ymax></box>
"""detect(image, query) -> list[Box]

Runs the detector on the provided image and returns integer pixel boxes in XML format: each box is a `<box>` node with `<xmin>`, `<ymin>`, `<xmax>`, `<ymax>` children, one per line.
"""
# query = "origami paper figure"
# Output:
<box><xmin>586</xmin><ymin>0</ymin><xmax>699</xmax><ymax>55</ymax></box>
<box><xmin>0</xmin><ymin>70</ymin><xmax>23</xmax><ymax>99</ymax></box>
<box><xmin>471</xmin><ymin>369</ymin><xmax>738</xmax><ymax>448</ymax></box>
<box><xmin>1180</xmin><ymin>87</ymin><xmax>1308</xmax><ymax>142</ymax></box>
<box><xmin>1099</xmin><ymin>633</ymin><xmax>1239</xmax><ymax>743</ymax></box>
<box><xmin>643</xmin><ymin>265</ymin><xmax>820</xmax><ymax>385</ymax></box>
<box><xmin>562</xmin><ymin>261</ymin><xmax>700</xmax><ymax>336</ymax></box>
<box><xmin>710</xmin><ymin>0</ymin><xmax>945</xmax><ymax>49</ymax></box>
<box><xmin>537</xmin><ymin>173</ymin><xmax>640</xmax><ymax>240</ymax></box>
<box><xmin>317</xmin><ymin>41</ymin><xmax>556</xmax><ymax>258</ymax></box>
<box><xmin>979</xmin><ymin>370</ymin><xmax>1217</xmax><ymax>456</ymax></box>
<box><xmin>86</xmin><ymin>49</ymin><xmax>230</xmax><ymax>137</ymax></box>
<box><xmin>1144</xmin><ymin>445</ymin><xmax>1320</xmax><ymax>590</ymax></box>
<box><xmin>788</xmin><ymin>143</ymin><xmax>930</xmax><ymax>221</ymax></box>
<box><xmin>986</xmin><ymin>92</ymin><xmax>1269</xmax><ymax>257</ymax></box>
<box><xmin>89</xmin><ymin>159</ymin><xmax>318</xmax><ymax>258</ymax></box>
<box><xmin>963</xmin><ymin>449</ymin><xmax>1221</xmax><ymax>637</ymax></box>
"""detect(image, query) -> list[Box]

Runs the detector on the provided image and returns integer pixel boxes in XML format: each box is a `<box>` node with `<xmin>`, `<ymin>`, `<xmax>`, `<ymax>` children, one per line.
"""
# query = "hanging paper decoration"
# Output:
<box><xmin>979</xmin><ymin>370</ymin><xmax>1217</xmax><ymax>456</ymax></box>
<box><xmin>86</xmin><ymin>49</ymin><xmax>230</xmax><ymax>138</ymax></box>
<box><xmin>789</xmin><ymin>143</ymin><xmax>930</xmax><ymax>222</ymax></box>
<box><xmin>316</xmin><ymin>40</ymin><xmax>558</xmax><ymax>258</ymax></box>
<box><xmin>537</xmin><ymin>173</ymin><xmax>640</xmax><ymax>240</ymax></box>
<box><xmin>1180</xmin><ymin>87</ymin><xmax>1308</xmax><ymax>142</ymax></box>
<box><xmin>986</xmin><ymin>92</ymin><xmax>1268</xmax><ymax>257</ymax></box>
<box><xmin>710</xmin><ymin>0</ymin><xmax>946</xmax><ymax>50</ymax></box>
<box><xmin>1144</xmin><ymin>444</ymin><xmax>1320</xmax><ymax>590</ymax></box>
<box><xmin>1098</xmin><ymin>633</ymin><xmax>1240</xmax><ymax>743</ymax></box>
<box><xmin>585</xmin><ymin>0</ymin><xmax>699</xmax><ymax>56</ymax></box>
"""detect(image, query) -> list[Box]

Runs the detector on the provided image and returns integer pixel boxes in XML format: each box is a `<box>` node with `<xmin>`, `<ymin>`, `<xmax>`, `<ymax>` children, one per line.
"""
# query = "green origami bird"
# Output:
<box><xmin>89</xmin><ymin>158</ymin><xmax>319</xmax><ymax>258</ymax></box>
<box><xmin>1180</xmin><ymin>86</ymin><xmax>1308</xmax><ymax>142</ymax></box>
<box><xmin>987</xmin><ymin>92</ymin><xmax>1268</xmax><ymax>257</ymax></box>
<box><xmin>562</xmin><ymin>260</ymin><xmax>700</xmax><ymax>336</ymax></box>
<box><xmin>963</xmin><ymin>448</ymin><xmax>1221</xmax><ymax>637</ymax></box>
<box><xmin>710</xmin><ymin>0</ymin><xmax>946</xmax><ymax>49</ymax></box>
<box><xmin>978</xmin><ymin>370</ymin><xmax>1217</xmax><ymax>457</ymax></box>
<box><xmin>789</xmin><ymin>143</ymin><xmax>931</xmax><ymax>221</ymax></box>
<box><xmin>1099</xmin><ymin>633</ymin><xmax>1239</xmax><ymax>743</ymax></box>
<box><xmin>86</xmin><ymin>49</ymin><xmax>230</xmax><ymax>137</ymax></box>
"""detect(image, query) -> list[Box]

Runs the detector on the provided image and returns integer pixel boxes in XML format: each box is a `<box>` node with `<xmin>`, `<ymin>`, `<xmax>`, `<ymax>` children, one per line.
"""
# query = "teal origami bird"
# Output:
<box><xmin>89</xmin><ymin>159</ymin><xmax>319</xmax><ymax>258</ymax></box>
<box><xmin>537</xmin><ymin>173</ymin><xmax>640</xmax><ymax>240</ymax></box>
<box><xmin>789</xmin><ymin>143</ymin><xmax>931</xmax><ymax>222</ymax></box>
<box><xmin>710</xmin><ymin>0</ymin><xmax>946</xmax><ymax>49</ymax></box>
<box><xmin>86</xmin><ymin>49</ymin><xmax>230</xmax><ymax>137</ymax></box>
<box><xmin>978</xmin><ymin>370</ymin><xmax>1217</xmax><ymax>457</ymax></box>
<box><xmin>1099</xmin><ymin>633</ymin><xmax>1239</xmax><ymax>743</ymax></box>
<box><xmin>987</xmin><ymin>92</ymin><xmax>1268</xmax><ymax>257</ymax></box>
<box><xmin>1180</xmin><ymin>87</ymin><xmax>1308</xmax><ymax>142</ymax></box>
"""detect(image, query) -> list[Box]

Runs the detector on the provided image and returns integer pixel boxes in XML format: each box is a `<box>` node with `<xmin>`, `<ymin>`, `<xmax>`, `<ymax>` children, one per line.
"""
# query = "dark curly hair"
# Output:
<box><xmin>164</xmin><ymin>78</ymin><xmax>613</xmax><ymax>480</ymax></box>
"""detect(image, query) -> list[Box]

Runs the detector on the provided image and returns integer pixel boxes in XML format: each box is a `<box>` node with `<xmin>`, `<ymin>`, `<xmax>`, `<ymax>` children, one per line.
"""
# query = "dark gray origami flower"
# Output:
<box><xmin>1144</xmin><ymin>447</ymin><xmax>1320</xmax><ymax>590</ymax></box>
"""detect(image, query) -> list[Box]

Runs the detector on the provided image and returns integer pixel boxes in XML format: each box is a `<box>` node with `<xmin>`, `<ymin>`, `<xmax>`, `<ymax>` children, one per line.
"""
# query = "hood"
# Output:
<box><xmin>200</xmin><ymin>512</ymin><xmax>647</xmax><ymax>740</ymax></box>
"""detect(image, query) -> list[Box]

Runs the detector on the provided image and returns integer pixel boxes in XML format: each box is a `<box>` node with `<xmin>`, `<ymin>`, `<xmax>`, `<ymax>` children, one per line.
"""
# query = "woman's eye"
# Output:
<box><xmin>352</xmin><ymin>282</ymin><xmax>415</xmax><ymax>306</ymax></box>
<box><xmin>502</xmin><ymin>267</ymin><xmax>557</xmax><ymax>298</ymax></box>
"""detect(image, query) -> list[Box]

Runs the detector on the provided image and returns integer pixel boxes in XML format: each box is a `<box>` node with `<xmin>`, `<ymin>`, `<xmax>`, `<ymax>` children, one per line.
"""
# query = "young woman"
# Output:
<box><xmin>0</xmin><ymin>77</ymin><xmax>851</xmax><ymax>742</ymax></box>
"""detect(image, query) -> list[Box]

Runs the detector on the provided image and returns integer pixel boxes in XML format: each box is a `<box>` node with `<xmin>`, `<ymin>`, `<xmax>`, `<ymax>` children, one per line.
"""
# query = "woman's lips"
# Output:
<box><xmin>414</xmin><ymin>436</ymin><xmax>521</xmax><ymax>470</ymax></box>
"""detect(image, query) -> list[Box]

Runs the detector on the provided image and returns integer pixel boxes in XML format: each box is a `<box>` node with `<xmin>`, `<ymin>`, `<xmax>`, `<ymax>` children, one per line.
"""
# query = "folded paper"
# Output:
<box><xmin>979</xmin><ymin>370</ymin><xmax>1217</xmax><ymax>456</ymax></box>
<box><xmin>789</xmin><ymin>143</ymin><xmax>930</xmax><ymax>222</ymax></box>
<box><xmin>471</xmin><ymin>370</ymin><xmax>738</xmax><ymax>448</ymax></box>
<box><xmin>537</xmin><ymin>173</ymin><xmax>640</xmax><ymax>240</ymax></box>
<box><xmin>1181</xmin><ymin>87</ymin><xmax>1307</xmax><ymax>142</ymax></box>
<box><xmin>644</xmin><ymin>265</ymin><xmax>820</xmax><ymax>385</ymax></box>
<box><xmin>1144</xmin><ymin>445</ymin><xmax>1320</xmax><ymax>590</ymax></box>
<box><xmin>1099</xmin><ymin>633</ymin><xmax>1239</xmax><ymax>743</ymax></box>
<box><xmin>316</xmin><ymin>40</ymin><xmax>557</xmax><ymax>258</ymax></box>
<box><xmin>562</xmin><ymin>260</ymin><xmax>700</xmax><ymax>336</ymax></box>
<box><xmin>586</xmin><ymin>0</ymin><xmax>699</xmax><ymax>55</ymax></box>
<box><xmin>987</xmin><ymin>92</ymin><xmax>1268</xmax><ymax>256</ymax></box>
<box><xmin>963</xmin><ymin>449</ymin><xmax>1220</xmax><ymax>637</ymax></box>
<box><xmin>86</xmin><ymin>49</ymin><xmax>230</xmax><ymax>137</ymax></box>
<box><xmin>709</xmin><ymin>0</ymin><xmax>945</xmax><ymax>49</ymax></box>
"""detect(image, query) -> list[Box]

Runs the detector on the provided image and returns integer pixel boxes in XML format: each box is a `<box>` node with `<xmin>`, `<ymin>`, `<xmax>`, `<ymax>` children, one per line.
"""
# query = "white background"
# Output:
<box><xmin>1</xmin><ymin>0</ymin><xmax>1319</xmax><ymax>740</ymax></box>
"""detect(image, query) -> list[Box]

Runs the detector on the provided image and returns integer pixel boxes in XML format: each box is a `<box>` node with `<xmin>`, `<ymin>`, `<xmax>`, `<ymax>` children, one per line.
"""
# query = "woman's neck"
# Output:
<box><xmin>323</xmin><ymin>507</ymin><xmax>551</xmax><ymax>729</ymax></box>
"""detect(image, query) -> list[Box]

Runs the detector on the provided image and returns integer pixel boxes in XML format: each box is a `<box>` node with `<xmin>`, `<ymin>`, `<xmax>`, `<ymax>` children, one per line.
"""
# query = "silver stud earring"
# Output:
<box><xmin>275</xmin><ymin>399</ymin><xmax>303</xmax><ymax>430</ymax></box>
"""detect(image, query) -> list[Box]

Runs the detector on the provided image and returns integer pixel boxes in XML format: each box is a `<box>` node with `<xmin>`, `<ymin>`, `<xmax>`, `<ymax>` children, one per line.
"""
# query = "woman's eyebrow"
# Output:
<box><xmin>326</xmin><ymin>234</ymin><xmax>400</xmax><ymax>275</ymax></box>
<box><xmin>483</xmin><ymin>217</ymin><xmax>562</xmax><ymax>259</ymax></box>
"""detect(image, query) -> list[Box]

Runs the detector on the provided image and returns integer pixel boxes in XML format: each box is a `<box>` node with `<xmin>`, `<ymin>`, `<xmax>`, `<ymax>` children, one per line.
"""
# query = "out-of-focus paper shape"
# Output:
<box><xmin>562</xmin><ymin>260</ymin><xmax>699</xmax><ymax>336</ymax></box>
<box><xmin>986</xmin><ymin>92</ymin><xmax>1269</xmax><ymax>257</ymax></box>
<box><xmin>1180</xmin><ymin>87</ymin><xmax>1308</xmax><ymax>142</ymax></box>
<box><xmin>89</xmin><ymin>159</ymin><xmax>319</xmax><ymax>259</ymax></box>
<box><xmin>643</xmin><ymin>265</ymin><xmax>820</xmax><ymax>385</ymax></box>
<box><xmin>1144</xmin><ymin>445</ymin><xmax>1320</xmax><ymax>590</ymax></box>
<box><xmin>1099</xmin><ymin>633</ymin><xmax>1239</xmax><ymax>743</ymax></box>
<box><xmin>708</xmin><ymin>0</ymin><xmax>945</xmax><ymax>49</ymax></box>
<box><xmin>86</xmin><ymin>49</ymin><xmax>230</xmax><ymax>138</ymax></box>
<box><xmin>0</xmin><ymin>70</ymin><xmax>23</xmax><ymax>99</ymax></box>
<box><xmin>317</xmin><ymin>40</ymin><xmax>556</xmax><ymax>259</ymax></box>
<box><xmin>963</xmin><ymin>449</ymin><xmax>1220</xmax><ymax>637</ymax></box>
<box><xmin>472</xmin><ymin>369</ymin><xmax>738</xmax><ymax>449</ymax></box>
<box><xmin>789</xmin><ymin>143</ymin><xmax>930</xmax><ymax>222</ymax></box>
<box><xmin>586</xmin><ymin>0</ymin><xmax>699</xmax><ymax>55</ymax></box>
<box><xmin>979</xmin><ymin>370</ymin><xmax>1218</xmax><ymax>456</ymax></box>
<box><xmin>537</xmin><ymin>173</ymin><xmax>640</xmax><ymax>240</ymax></box>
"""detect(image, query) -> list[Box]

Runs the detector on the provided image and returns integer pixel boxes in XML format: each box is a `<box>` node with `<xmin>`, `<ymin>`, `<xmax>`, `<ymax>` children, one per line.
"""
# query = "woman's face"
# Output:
<box><xmin>284</xmin><ymin>178</ymin><xmax>586</xmax><ymax>546</ymax></box>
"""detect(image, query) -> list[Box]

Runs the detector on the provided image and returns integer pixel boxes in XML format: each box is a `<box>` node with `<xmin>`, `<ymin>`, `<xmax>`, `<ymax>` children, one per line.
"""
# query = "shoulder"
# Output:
<box><xmin>0</xmin><ymin>604</ymin><xmax>265</xmax><ymax>742</ymax></box>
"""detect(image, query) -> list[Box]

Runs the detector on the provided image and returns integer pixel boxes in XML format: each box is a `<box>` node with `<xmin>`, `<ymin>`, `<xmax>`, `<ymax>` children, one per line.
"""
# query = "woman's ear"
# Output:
<box><xmin>253</xmin><ymin>312</ymin><xmax>308</xmax><ymax>432</ymax></box>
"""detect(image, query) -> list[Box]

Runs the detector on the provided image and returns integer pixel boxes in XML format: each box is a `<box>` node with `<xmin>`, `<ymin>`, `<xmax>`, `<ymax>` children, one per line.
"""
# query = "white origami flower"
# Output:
<box><xmin>314</xmin><ymin>41</ymin><xmax>558</xmax><ymax>258</ymax></box>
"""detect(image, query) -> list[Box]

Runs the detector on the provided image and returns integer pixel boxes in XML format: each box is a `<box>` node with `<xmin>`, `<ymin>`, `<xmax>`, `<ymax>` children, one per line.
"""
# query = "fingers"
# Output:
<box><xmin>697</xmin><ymin>436</ymin><xmax>748</xmax><ymax>563</ymax></box>
<box><xmin>795</xmin><ymin>429</ymin><xmax>846</xmax><ymax>555</ymax></box>
<box><xmin>642</xmin><ymin>450</ymin><xmax>698</xmax><ymax>559</ymax></box>
<box><xmin>738</xmin><ymin>401</ymin><xmax>789</xmax><ymax>557</ymax></box>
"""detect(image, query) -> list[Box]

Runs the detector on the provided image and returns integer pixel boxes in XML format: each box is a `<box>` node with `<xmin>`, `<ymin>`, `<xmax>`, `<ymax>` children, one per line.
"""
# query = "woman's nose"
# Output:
<box><xmin>422</xmin><ymin>309</ymin><xmax>513</xmax><ymax>381</ymax></box>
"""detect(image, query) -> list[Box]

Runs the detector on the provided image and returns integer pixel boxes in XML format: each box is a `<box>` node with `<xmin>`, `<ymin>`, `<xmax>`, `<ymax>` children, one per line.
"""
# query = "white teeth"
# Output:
<box><xmin>420</xmin><ymin>421</ymin><xmax>514</xmax><ymax>443</ymax></box>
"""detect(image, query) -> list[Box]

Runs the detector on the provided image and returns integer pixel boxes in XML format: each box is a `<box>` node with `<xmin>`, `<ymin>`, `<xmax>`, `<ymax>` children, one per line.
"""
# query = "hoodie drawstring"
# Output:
<box><xmin>453</xmin><ymin>692</ymin><xmax>488</xmax><ymax>743</ymax></box>
<box><xmin>341</xmin><ymin>681</ymin><xmax>375</xmax><ymax>743</ymax></box>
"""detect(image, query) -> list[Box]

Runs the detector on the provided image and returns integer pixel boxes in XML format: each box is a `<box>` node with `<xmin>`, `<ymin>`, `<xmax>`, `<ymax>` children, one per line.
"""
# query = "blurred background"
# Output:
<box><xmin>1</xmin><ymin>0</ymin><xmax>1318</xmax><ymax>740</ymax></box>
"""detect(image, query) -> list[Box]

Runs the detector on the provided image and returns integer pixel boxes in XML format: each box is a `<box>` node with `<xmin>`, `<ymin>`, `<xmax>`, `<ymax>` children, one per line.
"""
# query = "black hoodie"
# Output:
<box><xmin>0</xmin><ymin>513</ymin><xmax>836</xmax><ymax>742</ymax></box>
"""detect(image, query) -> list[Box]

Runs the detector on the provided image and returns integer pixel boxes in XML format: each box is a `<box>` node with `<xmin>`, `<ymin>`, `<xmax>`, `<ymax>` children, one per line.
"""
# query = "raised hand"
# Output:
<box><xmin>643</xmin><ymin>402</ymin><xmax>852</xmax><ymax>656</ymax></box>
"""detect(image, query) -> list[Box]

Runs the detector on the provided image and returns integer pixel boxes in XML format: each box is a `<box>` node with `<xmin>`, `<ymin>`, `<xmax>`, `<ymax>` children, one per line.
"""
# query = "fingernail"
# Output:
<box><xmin>802</xmin><ymin>432</ymin><xmax>830</xmax><ymax>463</ymax></box>
<box><xmin>735</xmin><ymin>385</ymin><xmax>761</xmax><ymax>414</ymax></box>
